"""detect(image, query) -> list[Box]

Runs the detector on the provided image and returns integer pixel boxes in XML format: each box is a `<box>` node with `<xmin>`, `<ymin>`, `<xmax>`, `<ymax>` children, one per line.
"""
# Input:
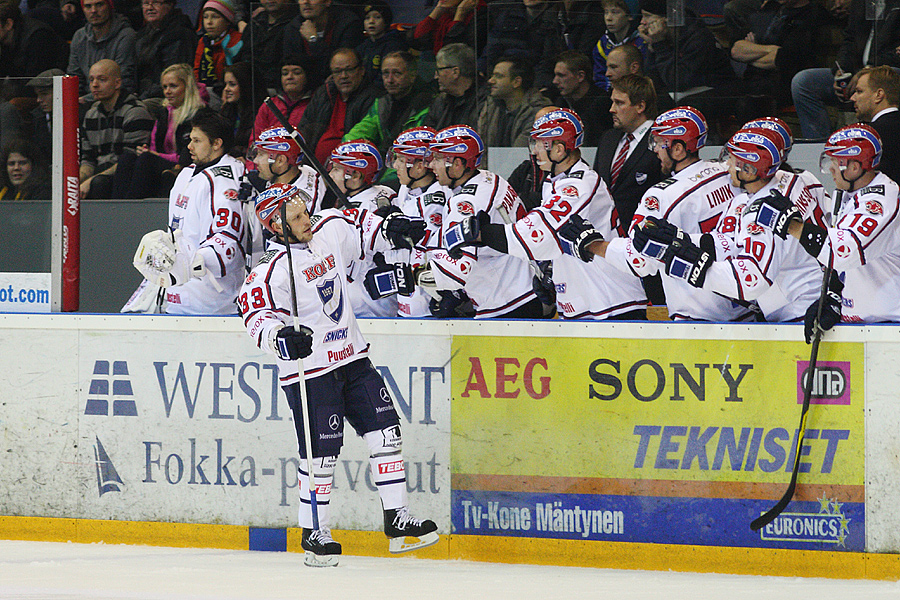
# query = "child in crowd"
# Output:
<box><xmin>593</xmin><ymin>0</ymin><xmax>645</xmax><ymax>91</ymax></box>
<box><xmin>194</xmin><ymin>0</ymin><xmax>244</xmax><ymax>103</ymax></box>
<box><xmin>356</xmin><ymin>0</ymin><xmax>409</xmax><ymax>94</ymax></box>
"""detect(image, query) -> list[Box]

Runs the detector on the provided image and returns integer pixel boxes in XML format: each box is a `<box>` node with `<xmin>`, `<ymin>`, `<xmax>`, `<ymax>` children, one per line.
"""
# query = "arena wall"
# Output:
<box><xmin>1</xmin><ymin>314</ymin><xmax>899</xmax><ymax>580</ymax></box>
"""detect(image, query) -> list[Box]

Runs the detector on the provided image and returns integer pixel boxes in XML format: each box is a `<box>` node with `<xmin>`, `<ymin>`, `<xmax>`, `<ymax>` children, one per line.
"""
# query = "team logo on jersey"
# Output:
<box><xmin>560</xmin><ymin>185</ymin><xmax>579</xmax><ymax>197</ymax></box>
<box><xmin>424</xmin><ymin>191</ymin><xmax>446</xmax><ymax>206</ymax></box>
<box><xmin>211</xmin><ymin>165</ymin><xmax>235</xmax><ymax>179</ymax></box>
<box><xmin>865</xmin><ymin>200</ymin><xmax>884</xmax><ymax>215</ymax></box>
<box><xmin>317</xmin><ymin>276</ymin><xmax>344</xmax><ymax>323</ymax></box>
<box><xmin>531</xmin><ymin>230</ymin><xmax>544</xmax><ymax>244</ymax></box>
<box><xmin>636</xmin><ymin>172</ymin><xmax>647</xmax><ymax>185</ymax></box>
<box><xmin>746</xmin><ymin>222</ymin><xmax>764</xmax><ymax>235</ymax></box>
<box><xmin>457</xmin><ymin>200</ymin><xmax>475</xmax><ymax>216</ymax></box>
<box><xmin>245</xmin><ymin>272</ymin><xmax>257</xmax><ymax>284</ymax></box>
<box><xmin>429</xmin><ymin>213</ymin><xmax>442</xmax><ymax>226</ymax></box>
<box><xmin>175</xmin><ymin>193</ymin><xmax>188</xmax><ymax>208</ymax></box>
<box><xmin>735</xmin><ymin>203</ymin><xmax>745</xmax><ymax>215</ymax></box>
<box><xmin>224</xmin><ymin>188</ymin><xmax>238</xmax><ymax>200</ymax></box>
<box><xmin>644</xmin><ymin>196</ymin><xmax>660</xmax><ymax>211</ymax></box>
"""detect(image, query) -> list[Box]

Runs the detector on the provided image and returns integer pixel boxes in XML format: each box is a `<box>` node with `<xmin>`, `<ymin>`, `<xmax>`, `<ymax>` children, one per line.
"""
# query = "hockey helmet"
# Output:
<box><xmin>430</xmin><ymin>125</ymin><xmax>484</xmax><ymax>169</ymax></box>
<box><xmin>252</xmin><ymin>126</ymin><xmax>304</xmax><ymax>165</ymax></box>
<box><xmin>390</xmin><ymin>126</ymin><xmax>436</xmax><ymax>163</ymax></box>
<box><xmin>742</xmin><ymin>117</ymin><xmax>792</xmax><ymax>160</ymax></box>
<box><xmin>649</xmin><ymin>107</ymin><xmax>708</xmax><ymax>153</ymax></box>
<box><xmin>330</xmin><ymin>140</ymin><xmax>384</xmax><ymax>185</ymax></box>
<box><xmin>255</xmin><ymin>183</ymin><xmax>310</xmax><ymax>234</ymax></box>
<box><xmin>723</xmin><ymin>128</ymin><xmax>783</xmax><ymax>179</ymax></box>
<box><xmin>529</xmin><ymin>108</ymin><xmax>585</xmax><ymax>153</ymax></box>
<box><xmin>822</xmin><ymin>123</ymin><xmax>882</xmax><ymax>171</ymax></box>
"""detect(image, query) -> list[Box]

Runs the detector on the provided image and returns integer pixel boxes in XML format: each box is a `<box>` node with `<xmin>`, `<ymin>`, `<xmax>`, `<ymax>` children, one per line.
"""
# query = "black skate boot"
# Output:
<box><xmin>384</xmin><ymin>506</ymin><xmax>439</xmax><ymax>553</ymax></box>
<box><xmin>301</xmin><ymin>527</ymin><xmax>341</xmax><ymax>567</ymax></box>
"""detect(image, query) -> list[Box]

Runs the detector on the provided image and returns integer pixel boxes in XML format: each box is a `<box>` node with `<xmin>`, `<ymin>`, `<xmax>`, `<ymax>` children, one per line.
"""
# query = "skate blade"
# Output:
<box><xmin>304</xmin><ymin>551</ymin><xmax>339</xmax><ymax>567</ymax></box>
<box><xmin>388</xmin><ymin>531</ymin><xmax>439</xmax><ymax>554</ymax></box>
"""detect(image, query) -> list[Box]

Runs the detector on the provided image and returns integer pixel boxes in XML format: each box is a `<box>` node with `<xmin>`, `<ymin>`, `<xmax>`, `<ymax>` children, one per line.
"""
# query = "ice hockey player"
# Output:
<box><xmin>751</xmin><ymin>123</ymin><xmax>900</xmax><ymax>329</ymax></box>
<box><xmin>428</xmin><ymin>124</ymin><xmax>540</xmax><ymax>318</ymax></box>
<box><xmin>128</xmin><ymin>108</ymin><xmax>246</xmax><ymax>314</ymax></box>
<box><xmin>444</xmin><ymin>108</ymin><xmax>649</xmax><ymax>319</ymax></box>
<box><xmin>239</xmin><ymin>183</ymin><xmax>436</xmax><ymax>567</ymax></box>
<box><xmin>556</xmin><ymin>106</ymin><xmax>756</xmax><ymax>321</ymax></box>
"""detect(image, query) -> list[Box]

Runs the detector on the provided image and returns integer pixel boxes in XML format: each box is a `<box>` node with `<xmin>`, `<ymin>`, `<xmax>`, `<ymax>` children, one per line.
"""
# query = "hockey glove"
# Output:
<box><xmin>532</xmin><ymin>260</ymin><xmax>556</xmax><ymax>307</ymax></box>
<box><xmin>558</xmin><ymin>215</ymin><xmax>604</xmax><ymax>262</ymax></box>
<box><xmin>663</xmin><ymin>237</ymin><xmax>712</xmax><ymax>288</ymax></box>
<box><xmin>413</xmin><ymin>264</ymin><xmax>442</xmax><ymax>301</ymax></box>
<box><xmin>364</xmin><ymin>253</ymin><xmax>416</xmax><ymax>300</ymax></box>
<box><xmin>445</xmin><ymin>211</ymin><xmax>490</xmax><ymax>259</ymax></box>
<box><xmin>804</xmin><ymin>271</ymin><xmax>844</xmax><ymax>344</ymax></box>
<box><xmin>237</xmin><ymin>178</ymin><xmax>255</xmax><ymax>203</ymax></box>
<box><xmin>381</xmin><ymin>211</ymin><xmax>427</xmax><ymax>249</ymax></box>
<box><xmin>374</xmin><ymin>204</ymin><xmax>402</xmax><ymax>219</ymax></box>
<box><xmin>749</xmin><ymin>191</ymin><xmax>801</xmax><ymax>239</ymax></box>
<box><xmin>633</xmin><ymin>216</ymin><xmax>684</xmax><ymax>260</ymax></box>
<box><xmin>274</xmin><ymin>325</ymin><xmax>314</xmax><ymax>360</ymax></box>
<box><xmin>429</xmin><ymin>289</ymin><xmax>473</xmax><ymax>318</ymax></box>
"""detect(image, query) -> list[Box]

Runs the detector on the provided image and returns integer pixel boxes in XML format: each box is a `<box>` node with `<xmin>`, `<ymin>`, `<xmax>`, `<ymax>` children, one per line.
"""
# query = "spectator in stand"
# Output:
<box><xmin>792</xmin><ymin>0</ymin><xmax>900</xmax><ymax>140</ymax></box>
<box><xmin>58</xmin><ymin>0</ymin><xmax>86</xmax><ymax>40</ymax></box>
<box><xmin>134</xmin><ymin>0</ymin><xmax>196</xmax><ymax>100</ymax></box>
<box><xmin>552</xmin><ymin>50</ymin><xmax>612</xmax><ymax>146</ymax></box>
<box><xmin>0</xmin><ymin>102</ymin><xmax>24</xmax><ymax>156</ymax></box>
<box><xmin>26</xmin><ymin>69</ymin><xmax>63</xmax><ymax>158</ymax></box>
<box><xmin>282</xmin><ymin>0</ymin><xmax>363</xmax><ymax>85</ymax></box>
<box><xmin>0</xmin><ymin>0</ymin><xmax>68</xmax><ymax>97</ymax></box>
<box><xmin>478</xmin><ymin>56</ymin><xmax>552</xmax><ymax>147</ymax></box>
<box><xmin>0</xmin><ymin>139</ymin><xmax>51</xmax><ymax>201</ymax></box>
<box><xmin>111</xmin><ymin>62</ymin><xmax>202</xmax><ymax>198</ymax></box>
<box><xmin>297</xmin><ymin>48</ymin><xmax>378</xmax><ymax>166</ymax></box>
<box><xmin>251</xmin><ymin>54</ymin><xmax>316</xmax><ymax>148</ymax></box>
<box><xmin>68</xmin><ymin>0</ymin><xmax>137</xmax><ymax>97</ymax></box>
<box><xmin>194</xmin><ymin>0</ymin><xmax>244</xmax><ymax>103</ymax></box>
<box><xmin>220</xmin><ymin>61</ymin><xmax>266</xmax><ymax>158</ymax></box>
<box><xmin>593</xmin><ymin>0</ymin><xmax>645</xmax><ymax>92</ymax></box>
<box><xmin>79</xmin><ymin>59</ymin><xmax>154</xmax><ymax>198</ymax></box>
<box><xmin>559</xmin><ymin>0</ymin><xmax>607</xmax><ymax>60</ymax></box>
<box><xmin>724</xmin><ymin>0</ymin><xmax>762</xmax><ymax>46</ymax></box>
<box><xmin>852</xmin><ymin>65</ymin><xmax>900</xmax><ymax>183</ymax></box>
<box><xmin>729</xmin><ymin>0</ymin><xmax>827</xmax><ymax>109</ymax></box>
<box><xmin>410</xmin><ymin>0</ymin><xmax>487</xmax><ymax>57</ymax></box>
<box><xmin>482</xmin><ymin>0</ymin><xmax>566</xmax><ymax>91</ymax></box>
<box><xmin>422</xmin><ymin>43</ymin><xmax>486</xmax><ymax>130</ymax></box>
<box><xmin>606</xmin><ymin>41</ymin><xmax>673</xmax><ymax>112</ymax></box>
<box><xmin>244</xmin><ymin>0</ymin><xmax>298</xmax><ymax>94</ymax></box>
<box><xmin>356</xmin><ymin>0</ymin><xmax>408</xmax><ymax>95</ymax></box>
<box><xmin>343</xmin><ymin>51</ymin><xmax>435</xmax><ymax>186</ymax></box>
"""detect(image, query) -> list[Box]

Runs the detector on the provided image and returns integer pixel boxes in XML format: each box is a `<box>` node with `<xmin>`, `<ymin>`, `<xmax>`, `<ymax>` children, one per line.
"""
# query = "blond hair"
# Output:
<box><xmin>161</xmin><ymin>64</ymin><xmax>205</xmax><ymax>128</ymax></box>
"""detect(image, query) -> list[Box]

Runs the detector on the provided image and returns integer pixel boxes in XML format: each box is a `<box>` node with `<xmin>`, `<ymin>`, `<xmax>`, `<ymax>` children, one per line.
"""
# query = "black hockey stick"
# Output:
<box><xmin>279</xmin><ymin>201</ymin><xmax>320</xmax><ymax>531</ymax></box>
<box><xmin>750</xmin><ymin>193</ymin><xmax>842</xmax><ymax>531</ymax></box>
<box><xmin>263</xmin><ymin>97</ymin><xmax>351</xmax><ymax>209</ymax></box>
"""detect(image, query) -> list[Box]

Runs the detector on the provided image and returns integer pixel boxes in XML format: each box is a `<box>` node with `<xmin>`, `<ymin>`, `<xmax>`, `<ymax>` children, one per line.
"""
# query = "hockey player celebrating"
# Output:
<box><xmin>128</xmin><ymin>108</ymin><xmax>246</xmax><ymax>314</ymax></box>
<box><xmin>556</xmin><ymin>107</ymin><xmax>755</xmax><ymax>321</ymax></box>
<box><xmin>250</xmin><ymin>126</ymin><xmax>329</xmax><ymax>215</ymax></box>
<box><xmin>240</xmin><ymin>183</ymin><xmax>437</xmax><ymax>567</ymax></box>
<box><xmin>428</xmin><ymin>125</ymin><xmax>541</xmax><ymax>318</ymax></box>
<box><xmin>751</xmin><ymin>123</ymin><xmax>900</xmax><ymax>327</ymax></box>
<box><xmin>444</xmin><ymin>108</ymin><xmax>649</xmax><ymax>319</ymax></box>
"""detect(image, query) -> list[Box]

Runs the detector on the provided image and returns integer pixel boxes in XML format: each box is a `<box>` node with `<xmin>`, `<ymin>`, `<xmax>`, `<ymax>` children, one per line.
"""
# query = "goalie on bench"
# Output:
<box><xmin>239</xmin><ymin>183</ymin><xmax>437</xmax><ymax>567</ymax></box>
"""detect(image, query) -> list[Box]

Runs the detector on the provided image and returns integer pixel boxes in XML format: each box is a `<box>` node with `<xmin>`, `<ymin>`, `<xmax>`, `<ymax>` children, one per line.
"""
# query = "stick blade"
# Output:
<box><xmin>750</xmin><ymin>489</ymin><xmax>793</xmax><ymax>531</ymax></box>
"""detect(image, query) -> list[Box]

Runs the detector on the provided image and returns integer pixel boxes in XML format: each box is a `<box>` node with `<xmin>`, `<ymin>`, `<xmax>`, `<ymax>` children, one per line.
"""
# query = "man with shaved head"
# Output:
<box><xmin>80</xmin><ymin>59</ymin><xmax>154</xmax><ymax>198</ymax></box>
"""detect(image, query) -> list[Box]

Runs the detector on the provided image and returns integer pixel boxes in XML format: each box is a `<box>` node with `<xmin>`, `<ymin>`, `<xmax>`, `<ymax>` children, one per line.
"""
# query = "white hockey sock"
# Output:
<box><xmin>364</xmin><ymin>426</ymin><xmax>407</xmax><ymax>511</ymax></box>
<box><xmin>298</xmin><ymin>456</ymin><xmax>337</xmax><ymax>529</ymax></box>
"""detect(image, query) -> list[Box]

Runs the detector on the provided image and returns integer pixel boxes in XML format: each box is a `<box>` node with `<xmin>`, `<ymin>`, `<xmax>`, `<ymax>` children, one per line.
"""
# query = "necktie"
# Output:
<box><xmin>610</xmin><ymin>132</ymin><xmax>632</xmax><ymax>187</ymax></box>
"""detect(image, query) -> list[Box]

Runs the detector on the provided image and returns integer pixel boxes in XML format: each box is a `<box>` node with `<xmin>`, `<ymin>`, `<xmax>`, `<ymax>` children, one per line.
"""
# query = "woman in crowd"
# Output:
<box><xmin>251</xmin><ymin>54</ymin><xmax>317</xmax><ymax>148</ymax></box>
<box><xmin>112</xmin><ymin>63</ymin><xmax>206</xmax><ymax>198</ymax></box>
<box><xmin>220</xmin><ymin>61</ymin><xmax>266</xmax><ymax>159</ymax></box>
<box><xmin>0</xmin><ymin>139</ymin><xmax>51</xmax><ymax>201</ymax></box>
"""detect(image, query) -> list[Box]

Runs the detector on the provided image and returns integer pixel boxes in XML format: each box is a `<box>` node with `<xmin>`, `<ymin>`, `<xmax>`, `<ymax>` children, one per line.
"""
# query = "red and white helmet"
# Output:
<box><xmin>742</xmin><ymin>117</ymin><xmax>792</xmax><ymax>160</ymax></box>
<box><xmin>823</xmin><ymin>123</ymin><xmax>882</xmax><ymax>170</ymax></box>
<box><xmin>431</xmin><ymin>125</ymin><xmax>484</xmax><ymax>169</ymax></box>
<box><xmin>330</xmin><ymin>140</ymin><xmax>384</xmax><ymax>184</ymax></box>
<box><xmin>529</xmin><ymin>108</ymin><xmax>584</xmax><ymax>152</ymax></box>
<box><xmin>724</xmin><ymin>128</ymin><xmax>783</xmax><ymax>179</ymax></box>
<box><xmin>650</xmin><ymin>107</ymin><xmax>708</xmax><ymax>153</ymax></box>
<box><xmin>255</xmin><ymin>183</ymin><xmax>310</xmax><ymax>234</ymax></box>
<box><xmin>391</xmin><ymin>126</ymin><xmax>436</xmax><ymax>162</ymax></box>
<box><xmin>253</xmin><ymin>126</ymin><xmax>303</xmax><ymax>165</ymax></box>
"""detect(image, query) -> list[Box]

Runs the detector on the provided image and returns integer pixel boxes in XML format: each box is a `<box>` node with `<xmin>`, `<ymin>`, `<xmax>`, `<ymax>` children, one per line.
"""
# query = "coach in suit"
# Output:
<box><xmin>593</xmin><ymin>73</ymin><xmax>665</xmax><ymax>305</ymax></box>
<box><xmin>851</xmin><ymin>65</ymin><xmax>900</xmax><ymax>184</ymax></box>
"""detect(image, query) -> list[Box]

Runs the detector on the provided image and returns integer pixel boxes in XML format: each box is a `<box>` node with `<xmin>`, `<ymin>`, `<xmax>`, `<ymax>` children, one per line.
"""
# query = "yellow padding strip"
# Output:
<box><xmin>2</xmin><ymin>517</ymin><xmax>898</xmax><ymax>580</ymax></box>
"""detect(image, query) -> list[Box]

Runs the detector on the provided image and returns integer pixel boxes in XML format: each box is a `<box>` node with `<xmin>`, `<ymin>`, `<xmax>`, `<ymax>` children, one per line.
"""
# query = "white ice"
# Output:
<box><xmin>1</xmin><ymin>540</ymin><xmax>899</xmax><ymax>600</ymax></box>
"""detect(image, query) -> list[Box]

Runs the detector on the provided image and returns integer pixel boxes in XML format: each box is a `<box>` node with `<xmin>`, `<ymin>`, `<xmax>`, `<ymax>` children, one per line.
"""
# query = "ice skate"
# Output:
<box><xmin>384</xmin><ymin>506</ymin><xmax>438</xmax><ymax>553</ymax></box>
<box><xmin>301</xmin><ymin>527</ymin><xmax>341</xmax><ymax>567</ymax></box>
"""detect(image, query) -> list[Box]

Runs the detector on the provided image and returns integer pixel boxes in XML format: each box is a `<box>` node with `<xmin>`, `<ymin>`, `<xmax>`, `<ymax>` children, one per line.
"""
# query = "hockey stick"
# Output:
<box><xmin>750</xmin><ymin>192</ymin><xmax>842</xmax><ymax>532</ymax></box>
<box><xmin>279</xmin><ymin>201</ymin><xmax>319</xmax><ymax>531</ymax></box>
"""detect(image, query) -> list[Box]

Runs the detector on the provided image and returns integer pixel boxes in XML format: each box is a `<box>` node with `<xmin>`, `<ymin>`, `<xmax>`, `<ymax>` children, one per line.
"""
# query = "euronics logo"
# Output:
<box><xmin>94</xmin><ymin>436</ymin><xmax>124</xmax><ymax>496</ymax></box>
<box><xmin>85</xmin><ymin>360</ymin><xmax>138</xmax><ymax>416</ymax></box>
<box><xmin>759</xmin><ymin>494</ymin><xmax>851</xmax><ymax>547</ymax></box>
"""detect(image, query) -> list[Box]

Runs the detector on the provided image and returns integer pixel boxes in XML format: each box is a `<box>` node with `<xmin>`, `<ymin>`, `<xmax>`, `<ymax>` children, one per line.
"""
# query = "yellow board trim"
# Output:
<box><xmin>2</xmin><ymin>516</ymin><xmax>899</xmax><ymax>581</ymax></box>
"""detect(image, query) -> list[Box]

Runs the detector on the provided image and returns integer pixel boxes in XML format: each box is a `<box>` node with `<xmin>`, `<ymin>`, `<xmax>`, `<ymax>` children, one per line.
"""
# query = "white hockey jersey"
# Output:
<box><xmin>240</xmin><ymin>209</ymin><xmax>395</xmax><ymax>384</ymax></box>
<box><xmin>396</xmin><ymin>180</ymin><xmax>449</xmax><ymax>318</ymax></box>
<box><xmin>604</xmin><ymin>160</ymin><xmax>754</xmax><ymax>321</ymax></box>
<box><xmin>701</xmin><ymin>170</ymin><xmax>826</xmax><ymax>322</ymax></box>
<box><xmin>813</xmin><ymin>172</ymin><xmax>900</xmax><ymax>322</ymax></box>
<box><xmin>430</xmin><ymin>169</ymin><xmax>536</xmax><ymax>318</ymax></box>
<box><xmin>501</xmin><ymin>159</ymin><xmax>647</xmax><ymax>319</ymax></box>
<box><xmin>165</xmin><ymin>154</ymin><xmax>246</xmax><ymax>315</ymax></box>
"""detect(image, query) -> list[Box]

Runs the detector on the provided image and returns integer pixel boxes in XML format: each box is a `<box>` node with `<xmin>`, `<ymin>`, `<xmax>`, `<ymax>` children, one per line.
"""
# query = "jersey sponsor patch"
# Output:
<box><xmin>568</xmin><ymin>170</ymin><xmax>584</xmax><ymax>179</ymax></box>
<box><xmin>210</xmin><ymin>165</ymin><xmax>235</xmax><ymax>179</ymax></box>
<box><xmin>424</xmin><ymin>191</ymin><xmax>446</xmax><ymax>206</ymax></box>
<box><xmin>310</xmin><ymin>214</ymin><xmax>323</xmax><ymax>227</ymax></box>
<box><xmin>323</xmin><ymin>327</ymin><xmax>348</xmax><ymax>343</ymax></box>
<box><xmin>530</xmin><ymin>229</ymin><xmax>544</xmax><ymax>244</ymax></box>
<box><xmin>224</xmin><ymin>188</ymin><xmax>238</xmax><ymax>200</ymax></box>
<box><xmin>860</xmin><ymin>184</ymin><xmax>885</xmax><ymax>196</ymax></box>
<box><xmin>175</xmin><ymin>193</ymin><xmax>188</xmax><ymax>208</ymax></box>
<box><xmin>259</xmin><ymin>249</ymin><xmax>280</xmax><ymax>264</ymax></box>
<box><xmin>459</xmin><ymin>184</ymin><xmax>477</xmax><ymax>196</ymax></box>
<box><xmin>745</xmin><ymin>222</ymin><xmax>764</xmax><ymax>235</ymax></box>
<box><xmin>654</xmin><ymin>178</ymin><xmax>676</xmax><ymax>189</ymax></box>
<box><xmin>742</xmin><ymin>272</ymin><xmax>759</xmax><ymax>288</ymax></box>
<box><xmin>456</xmin><ymin>200</ymin><xmax>475</xmax><ymax>216</ymax></box>
<box><xmin>865</xmin><ymin>200</ymin><xmax>884</xmax><ymax>215</ymax></box>
<box><xmin>644</xmin><ymin>196</ymin><xmax>660</xmax><ymax>211</ymax></box>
